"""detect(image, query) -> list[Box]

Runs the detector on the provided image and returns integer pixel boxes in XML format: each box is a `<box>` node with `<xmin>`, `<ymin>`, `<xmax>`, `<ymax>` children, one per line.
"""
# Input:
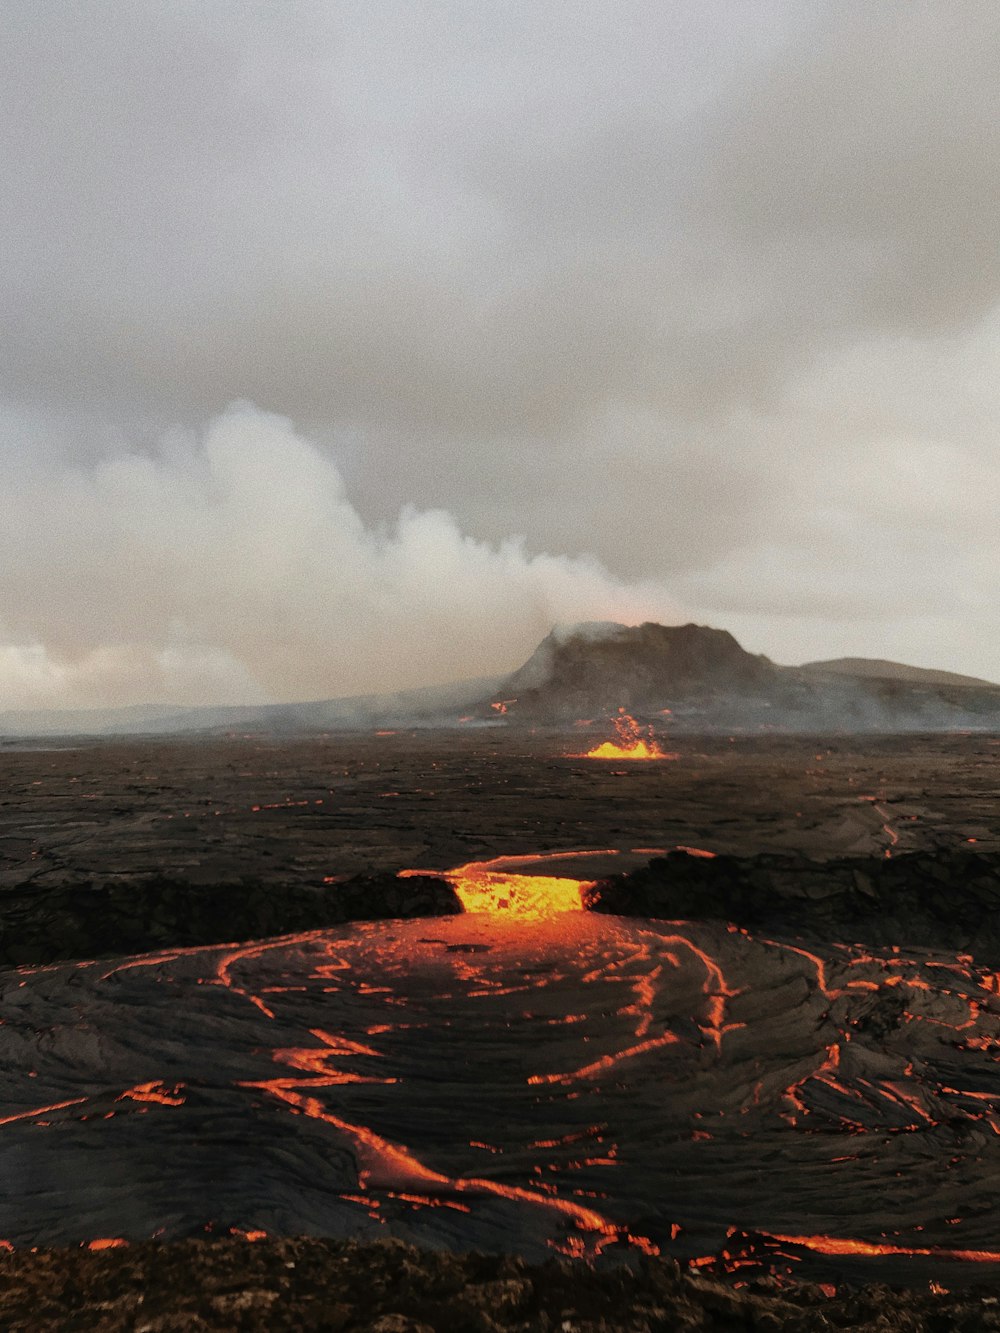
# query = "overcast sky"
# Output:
<box><xmin>2</xmin><ymin>0</ymin><xmax>999</xmax><ymax>708</ymax></box>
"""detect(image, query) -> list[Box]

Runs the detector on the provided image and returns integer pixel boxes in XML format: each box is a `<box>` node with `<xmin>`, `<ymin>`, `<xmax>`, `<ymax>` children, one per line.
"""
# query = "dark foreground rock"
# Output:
<box><xmin>586</xmin><ymin>848</ymin><xmax>1000</xmax><ymax>961</ymax></box>
<box><xmin>0</xmin><ymin>873</ymin><xmax>460</xmax><ymax>967</ymax></box>
<box><xmin>1</xmin><ymin>1236</ymin><xmax>997</xmax><ymax>1332</ymax></box>
<box><xmin>9</xmin><ymin>847</ymin><xmax>1000</xmax><ymax>969</ymax></box>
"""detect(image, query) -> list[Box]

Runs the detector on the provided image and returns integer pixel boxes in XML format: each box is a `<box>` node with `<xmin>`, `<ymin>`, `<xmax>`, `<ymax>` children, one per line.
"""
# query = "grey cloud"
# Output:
<box><xmin>0</xmin><ymin>404</ymin><xmax>682</xmax><ymax>708</ymax></box>
<box><xmin>1</xmin><ymin>2</ymin><xmax>999</xmax><ymax>705</ymax></box>
<box><xmin>693</xmin><ymin>2</ymin><xmax>1000</xmax><ymax>340</ymax></box>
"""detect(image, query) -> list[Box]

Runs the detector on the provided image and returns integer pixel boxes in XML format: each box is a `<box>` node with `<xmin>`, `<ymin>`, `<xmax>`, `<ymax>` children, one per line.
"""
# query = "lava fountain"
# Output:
<box><xmin>581</xmin><ymin>709</ymin><xmax>676</xmax><ymax>761</ymax></box>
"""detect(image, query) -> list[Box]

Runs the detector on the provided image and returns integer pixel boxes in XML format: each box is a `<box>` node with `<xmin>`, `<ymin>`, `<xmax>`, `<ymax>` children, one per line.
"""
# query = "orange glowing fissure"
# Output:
<box><xmin>419</xmin><ymin>852</ymin><xmax>596</xmax><ymax>919</ymax></box>
<box><xmin>769</xmin><ymin>1232</ymin><xmax>1000</xmax><ymax>1264</ymax></box>
<box><xmin>400</xmin><ymin>846</ymin><xmax>720</xmax><ymax>922</ymax></box>
<box><xmin>403</xmin><ymin>847</ymin><xmax>683</xmax><ymax>921</ymax></box>
<box><xmin>225</xmin><ymin>945</ymin><xmax>661</xmax><ymax>1260</ymax></box>
<box><xmin>579</xmin><ymin>709</ymin><xmax>676</xmax><ymax>761</ymax></box>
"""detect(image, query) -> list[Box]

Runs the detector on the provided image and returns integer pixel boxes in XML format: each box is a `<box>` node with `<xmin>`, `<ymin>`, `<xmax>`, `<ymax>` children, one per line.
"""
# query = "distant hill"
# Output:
<box><xmin>0</xmin><ymin>676</ymin><xmax>505</xmax><ymax>741</ymax></box>
<box><xmin>6</xmin><ymin>625</ymin><xmax>1000</xmax><ymax>740</ymax></box>
<box><xmin>498</xmin><ymin>622</ymin><xmax>778</xmax><ymax>720</ymax></box>
<box><xmin>484</xmin><ymin>622</ymin><xmax>1000</xmax><ymax>732</ymax></box>
<box><xmin>800</xmin><ymin>657</ymin><xmax>1000</xmax><ymax>690</ymax></box>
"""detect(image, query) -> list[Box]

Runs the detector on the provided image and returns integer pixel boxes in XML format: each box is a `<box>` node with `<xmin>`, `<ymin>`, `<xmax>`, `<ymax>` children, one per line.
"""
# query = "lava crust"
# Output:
<box><xmin>586</xmin><ymin>848</ymin><xmax>1000</xmax><ymax>961</ymax></box>
<box><xmin>4</xmin><ymin>729</ymin><xmax>1000</xmax><ymax>1311</ymax></box>
<box><xmin>7</xmin><ymin>905</ymin><xmax>1000</xmax><ymax>1290</ymax></box>
<box><xmin>0</xmin><ymin>872</ymin><xmax>459</xmax><ymax>968</ymax></box>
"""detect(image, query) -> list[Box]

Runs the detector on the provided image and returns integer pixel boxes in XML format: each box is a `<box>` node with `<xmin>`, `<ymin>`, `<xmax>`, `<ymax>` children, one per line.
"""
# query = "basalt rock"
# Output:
<box><xmin>585</xmin><ymin>848</ymin><xmax>1000</xmax><ymax>962</ymax></box>
<box><xmin>0</xmin><ymin>872</ymin><xmax>460</xmax><ymax>968</ymax></box>
<box><xmin>0</xmin><ymin>1237</ymin><xmax>998</xmax><ymax>1331</ymax></box>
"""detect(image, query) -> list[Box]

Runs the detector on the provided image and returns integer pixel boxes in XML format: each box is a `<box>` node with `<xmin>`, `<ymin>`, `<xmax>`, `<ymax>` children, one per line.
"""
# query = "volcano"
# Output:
<box><xmin>485</xmin><ymin>621</ymin><xmax>1000</xmax><ymax>731</ymax></box>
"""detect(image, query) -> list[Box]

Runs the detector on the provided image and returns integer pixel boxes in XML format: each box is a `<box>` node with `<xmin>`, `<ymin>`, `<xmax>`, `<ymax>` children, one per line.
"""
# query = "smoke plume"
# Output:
<box><xmin>0</xmin><ymin>404</ymin><xmax>683</xmax><ymax>710</ymax></box>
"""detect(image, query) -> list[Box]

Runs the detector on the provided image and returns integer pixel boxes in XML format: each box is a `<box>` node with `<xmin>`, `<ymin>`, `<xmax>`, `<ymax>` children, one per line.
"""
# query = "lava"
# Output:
<box><xmin>580</xmin><ymin>709</ymin><xmax>676</xmax><ymax>761</ymax></box>
<box><xmin>527</xmin><ymin>1032</ymin><xmax>681</xmax><ymax>1086</ymax></box>
<box><xmin>402</xmin><ymin>848</ymin><xmax>687</xmax><ymax>921</ymax></box>
<box><xmin>12</xmin><ymin>846</ymin><xmax>1000</xmax><ymax>1284</ymax></box>
<box><xmin>860</xmin><ymin>794</ymin><xmax>901</xmax><ymax>857</ymax></box>
<box><xmin>770</xmin><ymin>1232</ymin><xmax>1000</xmax><ymax>1264</ymax></box>
<box><xmin>215</xmin><ymin>914</ymin><xmax>665</xmax><ymax>1259</ymax></box>
<box><xmin>403</xmin><ymin>851</ymin><xmax>610</xmax><ymax>920</ymax></box>
<box><xmin>117</xmin><ymin>1081</ymin><xmax>185</xmax><ymax>1107</ymax></box>
<box><xmin>0</xmin><ymin>1097</ymin><xmax>87</xmax><ymax>1126</ymax></box>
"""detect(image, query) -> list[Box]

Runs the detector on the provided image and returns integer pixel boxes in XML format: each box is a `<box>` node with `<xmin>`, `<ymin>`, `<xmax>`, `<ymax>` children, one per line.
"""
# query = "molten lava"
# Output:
<box><xmin>413</xmin><ymin>853</ymin><xmax>592</xmax><ymax>920</ymax></box>
<box><xmin>581</xmin><ymin>709</ymin><xmax>675</xmax><ymax>761</ymax></box>
<box><xmin>16</xmin><ymin>840</ymin><xmax>1000</xmax><ymax>1283</ymax></box>
<box><xmin>403</xmin><ymin>848</ymin><xmax>707</xmax><ymax>922</ymax></box>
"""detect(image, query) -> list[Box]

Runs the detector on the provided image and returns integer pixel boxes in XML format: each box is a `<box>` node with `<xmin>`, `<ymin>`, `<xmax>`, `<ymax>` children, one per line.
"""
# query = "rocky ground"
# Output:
<box><xmin>4</xmin><ymin>729</ymin><xmax>1000</xmax><ymax>1327</ymax></box>
<box><xmin>2</xmin><ymin>730</ymin><xmax>998</xmax><ymax>893</ymax></box>
<box><xmin>0</xmin><ymin>870</ymin><xmax>458</xmax><ymax>967</ymax></box>
<box><xmin>2</xmin><ymin>1236</ymin><xmax>997</xmax><ymax>1332</ymax></box>
<box><xmin>587</xmin><ymin>847</ymin><xmax>1000</xmax><ymax>960</ymax></box>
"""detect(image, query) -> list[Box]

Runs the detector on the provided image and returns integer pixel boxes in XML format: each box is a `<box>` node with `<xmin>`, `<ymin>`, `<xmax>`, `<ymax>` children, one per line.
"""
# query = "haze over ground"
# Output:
<box><xmin>2</xmin><ymin>2</ymin><xmax>999</xmax><ymax>709</ymax></box>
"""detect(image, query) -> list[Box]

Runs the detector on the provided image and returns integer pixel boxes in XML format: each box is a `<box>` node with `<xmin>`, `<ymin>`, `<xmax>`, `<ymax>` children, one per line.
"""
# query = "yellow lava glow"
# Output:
<box><xmin>447</xmin><ymin>868</ymin><xmax>588</xmax><ymax>919</ymax></box>
<box><xmin>581</xmin><ymin>709</ymin><xmax>675</xmax><ymax>761</ymax></box>
<box><xmin>585</xmin><ymin>738</ymin><xmax>667</xmax><ymax>760</ymax></box>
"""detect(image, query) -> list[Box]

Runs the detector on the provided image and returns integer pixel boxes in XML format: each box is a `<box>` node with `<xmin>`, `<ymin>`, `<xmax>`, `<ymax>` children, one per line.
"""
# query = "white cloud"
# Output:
<box><xmin>0</xmin><ymin>404</ymin><xmax>683</xmax><ymax>708</ymax></box>
<box><xmin>2</xmin><ymin>2</ymin><xmax>1000</xmax><ymax>697</ymax></box>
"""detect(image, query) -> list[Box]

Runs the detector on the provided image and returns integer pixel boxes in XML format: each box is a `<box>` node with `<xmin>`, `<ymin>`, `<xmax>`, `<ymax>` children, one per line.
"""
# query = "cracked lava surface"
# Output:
<box><xmin>8</xmin><ymin>862</ymin><xmax>1000</xmax><ymax>1288</ymax></box>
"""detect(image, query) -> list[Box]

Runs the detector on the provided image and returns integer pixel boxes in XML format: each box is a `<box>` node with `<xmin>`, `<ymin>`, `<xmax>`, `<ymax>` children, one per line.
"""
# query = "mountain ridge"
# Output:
<box><xmin>4</xmin><ymin>623</ymin><xmax>1000</xmax><ymax>738</ymax></box>
<box><xmin>800</xmin><ymin>657</ymin><xmax>1000</xmax><ymax>690</ymax></box>
<box><xmin>486</xmin><ymin>621</ymin><xmax>1000</xmax><ymax>732</ymax></box>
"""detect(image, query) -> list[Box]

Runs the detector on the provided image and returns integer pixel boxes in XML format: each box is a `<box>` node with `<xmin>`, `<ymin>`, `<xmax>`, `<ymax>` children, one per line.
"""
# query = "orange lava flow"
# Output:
<box><xmin>117</xmin><ymin>1081</ymin><xmax>185</xmax><ymax>1107</ymax></box>
<box><xmin>770</xmin><ymin>1232</ymin><xmax>1000</xmax><ymax>1264</ymax></box>
<box><xmin>405</xmin><ymin>853</ymin><xmax>606</xmax><ymax>920</ymax></box>
<box><xmin>451</xmin><ymin>870</ymin><xmax>588</xmax><ymax>918</ymax></box>
<box><xmin>0</xmin><ymin>1097</ymin><xmax>88</xmax><ymax>1126</ymax></box>
<box><xmin>406</xmin><ymin>847</ymin><xmax>723</xmax><ymax>921</ymax></box>
<box><xmin>201</xmin><ymin>904</ymin><xmax>664</xmax><ymax>1259</ymax></box>
<box><xmin>253</xmin><ymin>1080</ymin><xmax>648</xmax><ymax>1255</ymax></box>
<box><xmin>527</xmin><ymin>1032</ymin><xmax>681</xmax><ymax>1086</ymax></box>
<box><xmin>580</xmin><ymin>709</ymin><xmax>675</xmax><ymax>761</ymax></box>
<box><xmin>585</xmin><ymin>739</ymin><xmax>665</xmax><ymax>760</ymax></box>
<box><xmin>655</xmin><ymin>934</ymin><xmax>739</xmax><ymax>1049</ymax></box>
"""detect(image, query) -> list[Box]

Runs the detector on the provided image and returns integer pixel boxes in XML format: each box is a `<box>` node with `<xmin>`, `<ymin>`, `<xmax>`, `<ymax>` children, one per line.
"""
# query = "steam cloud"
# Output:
<box><xmin>0</xmin><ymin>404</ymin><xmax>683</xmax><ymax>711</ymax></box>
<box><xmin>4</xmin><ymin>4</ymin><xmax>1000</xmax><ymax>690</ymax></box>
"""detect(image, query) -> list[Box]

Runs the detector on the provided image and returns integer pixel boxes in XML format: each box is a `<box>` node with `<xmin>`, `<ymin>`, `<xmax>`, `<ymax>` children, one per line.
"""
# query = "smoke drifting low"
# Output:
<box><xmin>0</xmin><ymin>404</ymin><xmax>682</xmax><ymax>711</ymax></box>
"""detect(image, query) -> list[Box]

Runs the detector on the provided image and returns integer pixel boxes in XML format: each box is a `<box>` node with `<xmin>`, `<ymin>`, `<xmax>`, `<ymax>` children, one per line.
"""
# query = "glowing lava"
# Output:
<box><xmin>406</xmin><ymin>852</ymin><xmax>595</xmax><ymax>920</ymax></box>
<box><xmin>403</xmin><ymin>848</ymin><xmax>706</xmax><ymax>921</ymax></box>
<box><xmin>581</xmin><ymin>709</ymin><xmax>675</xmax><ymax>761</ymax></box>
<box><xmin>15</xmin><ymin>843</ymin><xmax>1000</xmax><ymax>1282</ymax></box>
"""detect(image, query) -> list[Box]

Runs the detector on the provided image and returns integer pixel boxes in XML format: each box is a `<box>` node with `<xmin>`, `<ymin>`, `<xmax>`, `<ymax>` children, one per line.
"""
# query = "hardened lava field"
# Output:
<box><xmin>3</xmin><ymin>729</ymin><xmax>1000</xmax><ymax>1293</ymax></box>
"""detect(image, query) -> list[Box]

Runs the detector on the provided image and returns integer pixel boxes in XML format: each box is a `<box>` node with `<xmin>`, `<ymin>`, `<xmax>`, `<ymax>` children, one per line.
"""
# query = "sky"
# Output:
<box><xmin>2</xmin><ymin>0</ymin><xmax>999</xmax><ymax>709</ymax></box>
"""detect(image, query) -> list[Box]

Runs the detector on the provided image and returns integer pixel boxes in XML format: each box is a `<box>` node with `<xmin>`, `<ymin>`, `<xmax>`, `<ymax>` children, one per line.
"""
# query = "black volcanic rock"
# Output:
<box><xmin>7</xmin><ymin>1236</ymin><xmax>999</xmax><ymax>1331</ymax></box>
<box><xmin>0</xmin><ymin>873</ymin><xmax>461</xmax><ymax>967</ymax></box>
<box><xmin>493</xmin><ymin>621</ymin><xmax>778</xmax><ymax>720</ymax></box>
<box><xmin>585</xmin><ymin>847</ymin><xmax>1000</xmax><ymax>961</ymax></box>
<box><xmin>487</xmin><ymin>620</ymin><xmax>1000</xmax><ymax>730</ymax></box>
